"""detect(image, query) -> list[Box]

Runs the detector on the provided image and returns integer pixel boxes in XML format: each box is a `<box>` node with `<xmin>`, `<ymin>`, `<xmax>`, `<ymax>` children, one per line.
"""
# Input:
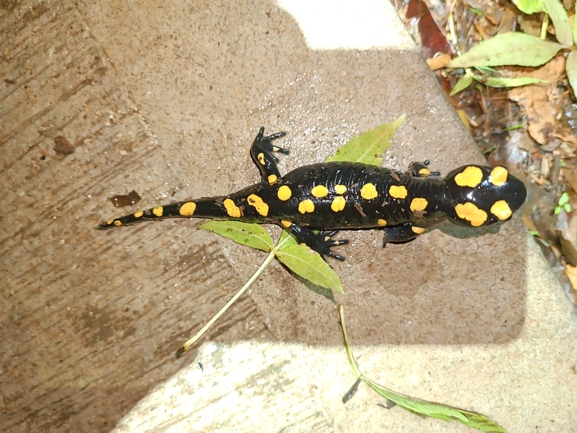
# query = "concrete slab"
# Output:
<box><xmin>1</xmin><ymin>1</ymin><xmax>575</xmax><ymax>432</ymax></box>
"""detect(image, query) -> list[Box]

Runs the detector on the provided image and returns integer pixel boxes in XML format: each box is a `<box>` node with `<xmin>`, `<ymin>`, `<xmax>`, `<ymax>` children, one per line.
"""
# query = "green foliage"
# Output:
<box><xmin>512</xmin><ymin>0</ymin><xmax>546</xmax><ymax>14</ymax></box>
<box><xmin>275</xmin><ymin>232</ymin><xmax>344</xmax><ymax>294</ymax></box>
<box><xmin>201</xmin><ymin>221</ymin><xmax>343</xmax><ymax>293</ymax></box>
<box><xmin>448</xmin><ymin>33</ymin><xmax>562</xmax><ymax>68</ymax></box>
<box><xmin>566</xmin><ymin>51</ymin><xmax>577</xmax><ymax>97</ymax></box>
<box><xmin>450</xmin><ymin>73</ymin><xmax>474</xmax><ymax>95</ymax></box>
<box><xmin>339</xmin><ymin>305</ymin><xmax>506</xmax><ymax>432</ymax></box>
<box><xmin>554</xmin><ymin>192</ymin><xmax>572</xmax><ymax>215</ymax></box>
<box><xmin>450</xmin><ymin>0</ymin><xmax>577</xmax><ymax>96</ymax></box>
<box><xmin>326</xmin><ymin>115</ymin><xmax>403</xmax><ymax>165</ymax></box>
<box><xmin>200</xmin><ymin>221</ymin><xmax>273</xmax><ymax>252</ymax></box>
<box><xmin>574</xmin><ymin>9</ymin><xmax>577</xmax><ymax>44</ymax></box>
<box><xmin>542</xmin><ymin>0</ymin><xmax>573</xmax><ymax>46</ymax></box>
<box><xmin>471</xmin><ymin>72</ymin><xmax>547</xmax><ymax>87</ymax></box>
<box><xmin>451</xmin><ymin>70</ymin><xmax>547</xmax><ymax>95</ymax></box>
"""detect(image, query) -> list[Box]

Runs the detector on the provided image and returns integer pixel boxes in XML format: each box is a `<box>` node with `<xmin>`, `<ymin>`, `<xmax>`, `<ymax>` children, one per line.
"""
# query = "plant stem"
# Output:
<box><xmin>181</xmin><ymin>249</ymin><xmax>276</xmax><ymax>352</ymax></box>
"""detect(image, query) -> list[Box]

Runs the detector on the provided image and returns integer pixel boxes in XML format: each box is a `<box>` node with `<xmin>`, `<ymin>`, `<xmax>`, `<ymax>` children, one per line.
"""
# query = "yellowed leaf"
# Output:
<box><xmin>456</xmin><ymin>110</ymin><xmax>471</xmax><ymax>132</ymax></box>
<box><xmin>565</xmin><ymin>264</ymin><xmax>577</xmax><ymax>291</ymax></box>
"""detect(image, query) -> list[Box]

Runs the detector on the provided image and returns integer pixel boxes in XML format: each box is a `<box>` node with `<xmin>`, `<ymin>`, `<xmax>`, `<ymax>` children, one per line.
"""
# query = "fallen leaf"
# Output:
<box><xmin>566</xmin><ymin>264</ymin><xmax>577</xmax><ymax>291</ymax></box>
<box><xmin>509</xmin><ymin>56</ymin><xmax>577</xmax><ymax>147</ymax></box>
<box><xmin>448</xmin><ymin>32</ymin><xmax>563</xmax><ymax>68</ymax></box>
<box><xmin>566</xmin><ymin>51</ymin><xmax>577</xmax><ymax>97</ymax></box>
<box><xmin>562</xmin><ymin>160</ymin><xmax>577</xmax><ymax>193</ymax></box>
<box><xmin>406</xmin><ymin>0</ymin><xmax>453</xmax><ymax>59</ymax></box>
<box><xmin>543</xmin><ymin>0</ymin><xmax>573</xmax><ymax>46</ymax></box>
<box><xmin>513</xmin><ymin>0</ymin><xmax>546</xmax><ymax>14</ymax></box>
<box><xmin>427</xmin><ymin>53</ymin><xmax>452</xmax><ymax>71</ymax></box>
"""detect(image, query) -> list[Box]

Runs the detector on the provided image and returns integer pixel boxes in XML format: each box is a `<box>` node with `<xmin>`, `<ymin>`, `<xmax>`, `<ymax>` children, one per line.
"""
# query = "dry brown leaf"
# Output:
<box><xmin>497</xmin><ymin>5</ymin><xmax>520</xmax><ymax>34</ymax></box>
<box><xmin>562</xmin><ymin>160</ymin><xmax>577</xmax><ymax>194</ymax></box>
<box><xmin>556</xmin><ymin>191</ymin><xmax>577</xmax><ymax>266</ymax></box>
<box><xmin>509</xmin><ymin>56</ymin><xmax>577</xmax><ymax>148</ymax></box>
<box><xmin>565</xmin><ymin>264</ymin><xmax>577</xmax><ymax>291</ymax></box>
<box><xmin>427</xmin><ymin>53</ymin><xmax>452</xmax><ymax>71</ymax></box>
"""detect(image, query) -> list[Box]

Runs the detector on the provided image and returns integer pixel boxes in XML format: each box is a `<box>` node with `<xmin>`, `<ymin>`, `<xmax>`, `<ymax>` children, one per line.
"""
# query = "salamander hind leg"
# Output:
<box><xmin>407</xmin><ymin>160</ymin><xmax>440</xmax><ymax>178</ymax></box>
<box><xmin>285</xmin><ymin>223</ymin><xmax>349</xmax><ymax>261</ymax></box>
<box><xmin>250</xmin><ymin>127</ymin><xmax>289</xmax><ymax>185</ymax></box>
<box><xmin>382</xmin><ymin>223</ymin><xmax>425</xmax><ymax>247</ymax></box>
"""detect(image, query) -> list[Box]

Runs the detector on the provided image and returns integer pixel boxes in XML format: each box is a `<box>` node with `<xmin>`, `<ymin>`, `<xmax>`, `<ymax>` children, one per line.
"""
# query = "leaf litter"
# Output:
<box><xmin>394</xmin><ymin>0</ymin><xmax>577</xmax><ymax>302</ymax></box>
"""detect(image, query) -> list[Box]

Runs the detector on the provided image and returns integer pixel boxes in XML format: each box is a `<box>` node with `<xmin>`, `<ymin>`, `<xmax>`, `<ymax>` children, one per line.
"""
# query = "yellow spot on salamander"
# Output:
<box><xmin>491</xmin><ymin>200</ymin><xmax>512</xmax><ymax>221</ymax></box>
<box><xmin>281</xmin><ymin>220</ymin><xmax>292</xmax><ymax>228</ymax></box>
<box><xmin>418</xmin><ymin>168</ymin><xmax>430</xmax><ymax>176</ymax></box>
<box><xmin>277</xmin><ymin>185</ymin><xmax>292</xmax><ymax>201</ymax></box>
<box><xmin>412</xmin><ymin>226</ymin><xmax>426</xmax><ymax>234</ymax></box>
<box><xmin>334</xmin><ymin>184</ymin><xmax>347</xmax><ymax>194</ymax></box>
<box><xmin>179</xmin><ymin>202</ymin><xmax>196</xmax><ymax>216</ymax></box>
<box><xmin>311</xmin><ymin>185</ymin><xmax>329</xmax><ymax>198</ymax></box>
<box><xmin>267</xmin><ymin>174</ymin><xmax>278</xmax><ymax>184</ymax></box>
<box><xmin>257</xmin><ymin>152</ymin><xmax>265</xmax><ymax>165</ymax></box>
<box><xmin>454</xmin><ymin>166</ymin><xmax>483</xmax><ymax>188</ymax></box>
<box><xmin>360</xmin><ymin>183</ymin><xmax>378</xmax><ymax>200</ymax></box>
<box><xmin>377</xmin><ymin>219</ymin><xmax>387</xmax><ymax>227</ymax></box>
<box><xmin>224</xmin><ymin>198</ymin><xmax>241</xmax><ymax>218</ymax></box>
<box><xmin>455</xmin><ymin>202</ymin><xmax>488</xmax><ymax>227</ymax></box>
<box><xmin>490</xmin><ymin>166</ymin><xmax>508</xmax><ymax>186</ymax></box>
<box><xmin>134</xmin><ymin>211</ymin><xmax>143</xmax><ymax>218</ymax></box>
<box><xmin>410</xmin><ymin>197</ymin><xmax>428</xmax><ymax>212</ymax></box>
<box><xmin>298</xmin><ymin>199</ymin><xmax>315</xmax><ymax>214</ymax></box>
<box><xmin>106</xmin><ymin>219</ymin><xmax>114</xmax><ymax>225</ymax></box>
<box><xmin>153</xmin><ymin>206</ymin><xmax>163</xmax><ymax>217</ymax></box>
<box><xmin>248</xmin><ymin>194</ymin><xmax>269</xmax><ymax>216</ymax></box>
<box><xmin>113</xmin><ymin>220</ymin><xmax>122</xmax><ymax>227</ymax></box>
<box><xmin>331</xmin><ymin>196</ymin><xmax>346</xmax><ymax>212</ymax></box>
<box><xmin>389</xmin><ymin>185</ymin><xmax>408</xmax><ymax>199</ymax></box>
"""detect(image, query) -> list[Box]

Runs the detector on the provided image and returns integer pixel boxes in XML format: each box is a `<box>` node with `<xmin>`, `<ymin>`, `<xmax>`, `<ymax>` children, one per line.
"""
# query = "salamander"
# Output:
<box><xmin>98</xmin><ymin>127</ymin><xmax>527</xmax><ymax>260</ymax></box>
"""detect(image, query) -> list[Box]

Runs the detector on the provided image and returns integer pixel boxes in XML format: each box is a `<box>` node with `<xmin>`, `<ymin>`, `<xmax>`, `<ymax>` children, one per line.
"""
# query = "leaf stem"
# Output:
<box><xmin>338</xmin><ymin>304</ymin><xmax>362</xmax><ymax>378</ymax></box>
<box><xmin>180</xmin><ymin>249</ymin><xmax>276</xmax><ymax>353</ymax></box>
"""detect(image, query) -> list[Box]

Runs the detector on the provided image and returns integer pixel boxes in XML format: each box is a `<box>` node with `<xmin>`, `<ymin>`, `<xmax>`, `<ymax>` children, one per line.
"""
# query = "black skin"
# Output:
<box><xmin>98</xmin><ymin>127</ymin><xmax>527</xmax><ymax>261</ymax></box>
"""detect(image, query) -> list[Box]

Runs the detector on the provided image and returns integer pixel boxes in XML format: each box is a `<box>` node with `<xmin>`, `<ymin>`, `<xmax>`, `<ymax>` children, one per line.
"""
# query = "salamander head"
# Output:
<box><xmin>442</xmin><ymin>165</ymin><xmax>527</xmax><ymax>227</ymax></box>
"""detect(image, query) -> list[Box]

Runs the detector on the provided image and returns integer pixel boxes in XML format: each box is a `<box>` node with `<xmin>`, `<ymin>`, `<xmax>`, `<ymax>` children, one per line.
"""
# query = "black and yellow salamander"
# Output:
<box><xmin>98</xmin><ymin>127</ymin><xmax>527</xmax><ymax>261</ymax></box>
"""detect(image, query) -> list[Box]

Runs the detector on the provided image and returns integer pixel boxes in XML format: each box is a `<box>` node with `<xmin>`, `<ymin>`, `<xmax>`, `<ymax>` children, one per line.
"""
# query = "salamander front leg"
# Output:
<box><xmin>407</xmin><ymin>160</ymin><xmax>440</xmax><ymax>178</ymax></box>
<box><xmin>250</xmin><ymin>127</ymin><xmax>290</xmax><ymax>185</ymax></box>
<box><xmin>285</xmin><ymin>223</ymin><xmax>349</xmax><ymax>261</ymax></box>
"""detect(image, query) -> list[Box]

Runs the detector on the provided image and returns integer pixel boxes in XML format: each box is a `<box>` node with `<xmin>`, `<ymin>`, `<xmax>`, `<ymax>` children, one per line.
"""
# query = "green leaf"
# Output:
<box><xmin>276</xmin><ymin>243</ymin><xmax>344</xmax><ymax>294</ymax></box>
<box><xmin>512</xmin><ymin>0</ymin><xmax>546</xmax><ymax>14</ymax></box>
<box><xmin>447</xmin><ymin>33</ymin><xmax>563</xmax><ymax>68</ymax></box>
<box><xmin>200</xmin><ymin>221</ymin><xmax>273</xmax><ymax>252</ymax></box>
<box><xmin>361</xmin><ymin>376</ymin><xmax>506</xmax><ymax>431</ymax></box>
<box><xmin>543</xmin><ymin>0</ymin><xmax>573</xmax><ymax>46</ymax></box>
<box><xmin>339</xmin><ymin>305</ymin><xmax>506</xmax><ymax>433</ymax></box>
<box><xmin>450</xmin><ymin>73</ymin><xmax>474</xmax><ymax>96</ymax></box>
<box><xmin>566</xmin><ymin>51</ymin><xmax>577</xmax><ymax>97</ymax></box>
<box><xmin>574</xmin><ymin>8</ymin><xmax>577</xmax><ymax>44</ymax></box>
<box><xmin>326</xmin><ymin>115</ymin><xmax>404</xmax><ymax>166</ymax></box>
<box><xmin>277</xmin><ymin>229</ymin><xmax>299</xmax><ymax>247</ymax></box>
<box><xmin>559</xmin><ymin>192</ymin><xmax>570</xmax><ymax>206</ymax></box>
<box><xmin>470</xmin><ymin>72</ymin><xmax>548</xmax><ymax>88</ymax></box>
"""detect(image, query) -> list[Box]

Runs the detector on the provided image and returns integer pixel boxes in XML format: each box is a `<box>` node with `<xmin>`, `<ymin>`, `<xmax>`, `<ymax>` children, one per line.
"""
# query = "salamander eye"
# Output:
<box><xmin>443</xmin><ymin>165</ymin><xmax>527</xmax><ymax>227</ymax></box>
